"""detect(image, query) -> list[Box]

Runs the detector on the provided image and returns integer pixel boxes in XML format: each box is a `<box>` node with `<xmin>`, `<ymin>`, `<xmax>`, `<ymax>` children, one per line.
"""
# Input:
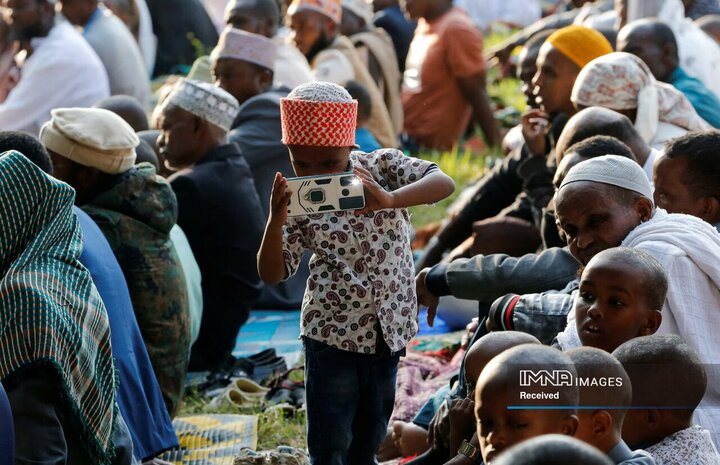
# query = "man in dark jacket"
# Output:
<box><xmin>157</xmin><ymin>78</ymin><xmax>265</xmax><ymax>371</ymax></box>
<box><xmin>212</xmin><ymin>27</ymin><xmax>307</xmax><ymax>309</ymax></box>
<box><xmin>41</xmin><ymin>107</ymin><xmax>190</xmax><ymax>417</ymax></box>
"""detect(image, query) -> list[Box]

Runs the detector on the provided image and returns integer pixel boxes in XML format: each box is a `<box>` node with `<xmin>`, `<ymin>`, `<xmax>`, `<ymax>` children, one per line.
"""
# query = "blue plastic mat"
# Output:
<box><xmin>232</xmin><ymin>308</ymin><xmax>451</xmax><ymax>369</ymax></box>
<box><xmin>233</xmin><ymin>310</ymin><xmax>303</xmax><ymax>367</ymax></box>
<box><xmin>417</xmin><ymin>308</ymin><xmax>451</xmax><ymax>335</ymax></box>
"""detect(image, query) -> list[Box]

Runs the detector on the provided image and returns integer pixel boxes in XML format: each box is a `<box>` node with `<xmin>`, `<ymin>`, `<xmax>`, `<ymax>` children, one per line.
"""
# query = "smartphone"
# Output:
<box><xmin>286</xmin><ymin>172</ymin><xmax>366</xmax><ymax>217</ymax></box>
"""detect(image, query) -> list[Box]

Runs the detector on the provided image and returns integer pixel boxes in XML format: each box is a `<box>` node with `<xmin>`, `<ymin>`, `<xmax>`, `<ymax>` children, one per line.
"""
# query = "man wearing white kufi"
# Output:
<box><xmin>212</xmin><ymin>28</ymin><xmax>310</xmax><ymax>309</ymax></box>
<box><xmin>156</xmin><ymin>78</ymin><xmax>267</xmax><ymax>371</ymax></box>
<box><xmin>224</xmin><ymin>0</ymin><xmax>315</xmax><ymax>89</ymax></box>
<box><xmin>544</xmin><ymin>155</ymin><xmax>720</xmax><ymax>447</ymax></box>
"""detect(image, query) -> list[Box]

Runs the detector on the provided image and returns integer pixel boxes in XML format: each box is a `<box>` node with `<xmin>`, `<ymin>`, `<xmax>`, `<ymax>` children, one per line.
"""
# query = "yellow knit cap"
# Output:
<box><xmin>546</xmin><ymin>25</ymin><xmax>613</xmax><ymax>69</ymax></box>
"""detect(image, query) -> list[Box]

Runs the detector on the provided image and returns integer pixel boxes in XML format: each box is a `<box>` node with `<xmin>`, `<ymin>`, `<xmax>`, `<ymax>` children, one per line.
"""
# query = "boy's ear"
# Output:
<box><xmin>639</xmin><ymin>310</ymin><xmax>663</xmax><ymax>336</ymax></box>
<box><xmin>561</xmin><ymin>414</ymin><xmax>579</xmax><ymax>437</ymax></box>
<box><xmin>591</xmin><ymin>410</ymin><xmax>613</xmax><ymax>438</ymax></box>
<box><xmin>647</xmin><ymin>409</ymin><xmax>662</xmax><ymax>429</ymax></box>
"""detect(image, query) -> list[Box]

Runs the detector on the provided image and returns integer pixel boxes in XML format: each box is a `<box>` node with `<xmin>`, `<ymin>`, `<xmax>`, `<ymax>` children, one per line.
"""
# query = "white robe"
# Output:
<box><xmin>557</xmin><ymin>209</ymin><xmax>720</xmax><ymax>447</ymax></box>
<box><xmin>0</xmin><ymin>22</ymin><xmax>109</xmax><ymax>135</ymax></box>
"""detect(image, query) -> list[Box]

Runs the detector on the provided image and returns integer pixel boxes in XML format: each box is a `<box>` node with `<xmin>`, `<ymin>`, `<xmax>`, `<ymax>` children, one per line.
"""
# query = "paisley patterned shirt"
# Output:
<box><xmin>646</xmin><ymin>426</ymin><xmax>720</xmax><ymax>465</ymax></box>
<box><xmin>282</xmin><ymin>149</ymin><xmax>437</xmax><ymax>354</ymax></box>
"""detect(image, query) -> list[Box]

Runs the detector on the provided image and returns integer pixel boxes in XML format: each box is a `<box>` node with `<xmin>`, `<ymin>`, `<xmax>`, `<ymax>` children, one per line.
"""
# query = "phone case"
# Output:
<box><xmin>286</xmin><ymin>172</ymin><xmax>366</xmax><ymax>217</ymax></box>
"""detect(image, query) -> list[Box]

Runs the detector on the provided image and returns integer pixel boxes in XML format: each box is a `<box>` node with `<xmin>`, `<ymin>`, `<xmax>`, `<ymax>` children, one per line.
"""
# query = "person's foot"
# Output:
<box><xmin>377</xmin><ymin>427</ymin><xmax>402</xmax><ymax>462</ymax></box>
<box><xmin>392</xmin><ymin>421</ymin><xmax>431</xmax><ymax>458</ymax></box>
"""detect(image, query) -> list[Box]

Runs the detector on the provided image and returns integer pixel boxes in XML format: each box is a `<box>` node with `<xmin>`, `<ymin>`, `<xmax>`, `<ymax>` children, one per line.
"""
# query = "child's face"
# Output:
<box><xmin>474</xmin><ymin>377</ymin><xmax>575</xmax><ymax>464</ymax></box>
<box><xmin>287</xmin><ymin>145</ymin><xmax>351</xmax><ymax>177</ymax></box>
<box><xmin>575</xmin><ymin>257</ymin><xmax>660</xmax><ymax>353</ymax></box>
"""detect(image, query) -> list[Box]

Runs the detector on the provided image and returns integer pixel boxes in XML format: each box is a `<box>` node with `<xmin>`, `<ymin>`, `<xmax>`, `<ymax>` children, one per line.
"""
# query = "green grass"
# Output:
<box><xmin>409</xmin><ymin>148</ymin><xmax>497</xmax><ymax>229</ymax></box>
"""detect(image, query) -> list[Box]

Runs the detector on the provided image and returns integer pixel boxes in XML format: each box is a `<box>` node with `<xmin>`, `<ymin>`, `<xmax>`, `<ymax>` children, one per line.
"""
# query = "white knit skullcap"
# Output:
<box><xmin>287</xmin><ymin>81</ymin><xmax>353</xmax><ymax>102</ymax></box>
<box><xmin>559</xmin><ymin>155</ymin><xmax>654</xmax><ymax>202</ymax></box>
<box><xmin>161</xmin><ymin>78</ymin><xmax>240</xmax><ymax>132</ymax></box>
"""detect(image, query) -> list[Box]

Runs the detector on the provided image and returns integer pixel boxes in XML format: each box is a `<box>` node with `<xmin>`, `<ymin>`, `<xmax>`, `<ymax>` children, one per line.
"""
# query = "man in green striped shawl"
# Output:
<box><xmin>0</xmin><ymin>151</ymin><xmax>132</xmax><ymax>464</ymax></box>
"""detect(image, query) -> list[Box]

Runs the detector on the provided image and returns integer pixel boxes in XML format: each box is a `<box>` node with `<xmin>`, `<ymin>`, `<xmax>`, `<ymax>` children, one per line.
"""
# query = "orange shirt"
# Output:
<box><xmin>401</xmin><ymin>7</ymin><xmax>485</xmax><ymax>151</ymax></box>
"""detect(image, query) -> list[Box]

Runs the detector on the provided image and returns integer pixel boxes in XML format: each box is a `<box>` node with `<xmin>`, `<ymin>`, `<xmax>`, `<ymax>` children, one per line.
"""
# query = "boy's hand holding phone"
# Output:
<box><xmin>269</xmin><ymin>172</ymin><xmax>291</xmax><ymax>228</ymax></box>
<box><xmin>353</xmin><ymin>165</ymin><xmax>394</xmax><ymax>215</ymax></box>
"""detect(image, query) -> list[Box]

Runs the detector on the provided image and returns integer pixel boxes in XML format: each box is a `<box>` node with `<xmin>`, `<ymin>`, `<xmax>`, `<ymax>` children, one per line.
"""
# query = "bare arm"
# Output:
<box><xmin>354</xmin><ymin>166</ymin><xmax>456</xmax><ymax>215</ymax></box>
<box><xmin>457</xmin><ymin>72</ymin><xmax>501</xmax><ymax>149</ymax></box>
<box><xmin>257</xmin><ymin>172</ymin><xmax>292</xmax><ymax>285</ymax></box>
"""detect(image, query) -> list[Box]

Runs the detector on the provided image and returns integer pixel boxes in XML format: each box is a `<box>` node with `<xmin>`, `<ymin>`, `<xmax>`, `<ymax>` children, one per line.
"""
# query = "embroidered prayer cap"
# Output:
<box><xmin>211</xmin><ymin>27</ymin><xmax>277</xmax><ymax>71</ymax></box>
<box><xmin>281</xmin><ymin>81</ymin><xmax>358</xmax><ymax>147</ymax></box>
<box><xmin>341</xmin><ymin>0</ymin><xmax>373</xmax><ymax>25</ymax></box>
<box><xmin>559</xmin><ymin>155</ymin><xmax>654</xmax><ymax>203</ymax></box>
<box><xmin>288</xmin><ymin>0</ymin><xmax>342</xmax><ymax>24</ymax></box>
<box><xmin>162</xmin><ymin>78</ymin><xmax>240</xmax><ymax>132</ymax></box>
<box><xmin>546</xmin><ymin>25</ymin><xmax>613</xmax><ymax>69</ymax></box>
<box><xmin>40</xmin><ymin>107</ymin><xmax>138</xmax><ymax>175</ymax></box>
<box><xmin>571</xmin><ymin>52</ymin><xmax>710</xmax><ymax>144</ymax></box>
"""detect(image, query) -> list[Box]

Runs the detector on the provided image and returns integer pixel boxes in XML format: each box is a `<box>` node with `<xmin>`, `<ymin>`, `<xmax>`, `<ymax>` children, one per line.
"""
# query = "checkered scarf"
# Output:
<box><xmin>0</xmin><ymin>151</ymin><xmax>117</xmax><ymax>464</ymax></box>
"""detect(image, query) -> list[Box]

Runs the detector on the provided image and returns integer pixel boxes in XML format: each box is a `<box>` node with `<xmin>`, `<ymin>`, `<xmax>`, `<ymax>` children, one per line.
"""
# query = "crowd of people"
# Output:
<box><xmin>1</xmin><ymin>0</ymin><xmax>720</xmax><ymax>463</ymax></box>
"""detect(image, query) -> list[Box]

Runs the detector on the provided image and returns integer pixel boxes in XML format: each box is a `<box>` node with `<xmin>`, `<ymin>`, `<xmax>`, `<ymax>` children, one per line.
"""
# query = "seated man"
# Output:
<box><xmin>617</xmin><ymin>19</ymin><xmax>720</xmax><ymax>128</ymax></box>
<box><xmin>416</xmin><ymin>109</ymin><xmax>655</xmax><ymax>334</ymax></box>
<box><xmin>156</xmin><ymin>79</ymin><xmax>265</xmax><ymax>371</ymax></box>
<box><xmin>415</xmin><ymin>29</ymin><xmax>551</xmax><ymax>270</ymax></box>
<box><xmin>0</xmin><ymin>0</ymin><xmax>109</xmax><ymax>135</ymax></box>
<box><xmin>340</xmin><ymin>0</ymin><xmax>402</xmax><ymax>135</ymax></box>
<box><xmin>400</xmin><ymin>0</ymin><xmax>499</xmax><ymax>150</ymax></box>
<box><xmin>566</xmin><ymin>347</ymin><xmax>655</xmax><ymax>464</ymax></box>
<box><xmin>288</xmin><ymin>0</ymin><xmax>397</xmax><ymax>147</ymax></box>
<box><xmin>0</xmin><ymin>151</ymin><xmax>131</xmax><ymax>464</ymax></box>
<box><xmin>653</xmin><ymin>131</ymin><xmax>720</xmax><ymax>230</ymax></box>
<box><xmin>58</xmin><ymin>0</ymin><xmax>150</xmax><ymax>106</ymax></box>
<box><xmin>0</xmin><ymin>131</ymin><xmax>178</xmax><ymax>461</ymax></box>
<box><xmin>546</xmin><ymin>155</ymin><xmax>720</xmax><ymax>445</ymax></box>
<box><xmin>40</xmin><ymin>107</ymin><xmax>190</xmax><ymax>416</ymax></box>
<box><xmin>224</xmin><ymin>0</ymin><xmax>314</xmax><ymax>89</ymax></box>
<box><xmin>475</xmin><ymin>344</ymin><xmax>579</xmax><ymax>464</ymax></box>
<box><xmin>212</xmin><ymin>27</ymin><xmax>307</xmax><ymax>310</ymax></box>
<box><xmin>614</xmin><ymin>335</ymin><xmax>720</xmax><ymax>464</ymax></box>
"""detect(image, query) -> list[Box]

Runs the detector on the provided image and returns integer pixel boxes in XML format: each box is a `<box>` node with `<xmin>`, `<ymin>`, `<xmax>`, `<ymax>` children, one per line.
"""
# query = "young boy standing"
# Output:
<box><xmin>257</xmin><ymin>82</ymin><xmax>455</xmax><ymax>464</ymax></box>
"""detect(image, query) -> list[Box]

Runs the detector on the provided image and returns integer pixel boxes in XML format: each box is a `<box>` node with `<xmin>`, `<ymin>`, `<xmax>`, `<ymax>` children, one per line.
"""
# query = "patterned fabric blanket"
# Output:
<box><xmin>391</xmin><ymin>347</ymin><xmax>464</xmax><ymax>423</ymax></box>
<box><xmin>161</xmin><ymin>414</ymin><xmax>258</xmax><ymax>465</ymax></box>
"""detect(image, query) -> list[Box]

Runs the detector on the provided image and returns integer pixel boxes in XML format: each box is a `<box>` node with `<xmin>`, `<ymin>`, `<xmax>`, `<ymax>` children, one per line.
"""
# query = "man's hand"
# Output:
<box><xmin>416</xmin><ymin>267</ymin><xmax>439</xmax><ymax>327</ymax></box>
<box><xmin>521</xmin><ymin>109</ymin><xmax>550</xmax><ymax>156</ymax></box>
<box><xmin>353</xmin><ymin>165</ymin><xmax>395</xmax><ymax>215</ymax></box>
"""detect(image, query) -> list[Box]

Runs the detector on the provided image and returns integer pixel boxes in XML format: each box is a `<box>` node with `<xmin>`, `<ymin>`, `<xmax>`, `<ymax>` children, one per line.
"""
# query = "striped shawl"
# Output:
<box><xmin>0</xmin><ymin>151</ymin><xmax>116</xmax><ymax>464</ymax></box>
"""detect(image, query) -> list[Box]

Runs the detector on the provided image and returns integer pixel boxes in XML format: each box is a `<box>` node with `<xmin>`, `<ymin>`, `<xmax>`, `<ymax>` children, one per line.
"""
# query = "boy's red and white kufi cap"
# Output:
<box><xmin>281</xmin><ymin>82</ymin><xmax>358</xmax><ymax>147</ymax></box>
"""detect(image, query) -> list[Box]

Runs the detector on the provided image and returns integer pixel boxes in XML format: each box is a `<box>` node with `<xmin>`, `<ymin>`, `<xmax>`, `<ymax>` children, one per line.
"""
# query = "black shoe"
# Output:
<box><xmin>251</xmin><ymin>356</ymin><xmax>288</xmax><ymax>384</ymax></box>
<box><xmin>230</xmin><ymin>349</ymin><xmax>278</xmax><ymax>377</ymax></box>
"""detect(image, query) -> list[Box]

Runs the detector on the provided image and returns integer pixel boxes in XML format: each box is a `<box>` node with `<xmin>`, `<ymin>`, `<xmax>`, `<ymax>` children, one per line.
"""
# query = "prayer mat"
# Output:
<box><xmin>233</xmin><ymin>311</ymin><xmax>303</xmax><ymax>368</ymax></box>
<box><xmin>160</xmin><ymin>414</ymin><xmax>258</xmax><ymax>465</ymax></box>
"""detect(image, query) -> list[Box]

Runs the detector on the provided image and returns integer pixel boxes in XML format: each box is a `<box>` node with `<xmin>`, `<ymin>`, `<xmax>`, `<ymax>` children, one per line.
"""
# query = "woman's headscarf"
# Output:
<box><xmin>0</xmin><ymin>151</ymin><xmax>116</xmax><ymax>464</ymax></box>
<box><xmin>570</xmin><ymin>52</ymin><xmax>710</xmax><ymax>143</ymax></box>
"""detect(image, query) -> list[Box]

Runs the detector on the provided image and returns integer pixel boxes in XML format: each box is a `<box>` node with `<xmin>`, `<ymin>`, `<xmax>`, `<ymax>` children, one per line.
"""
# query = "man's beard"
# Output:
<box><xmin>305</xmin><ymin>30</ymin><xmax>331</xmax><ymax>63</ymax></box>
